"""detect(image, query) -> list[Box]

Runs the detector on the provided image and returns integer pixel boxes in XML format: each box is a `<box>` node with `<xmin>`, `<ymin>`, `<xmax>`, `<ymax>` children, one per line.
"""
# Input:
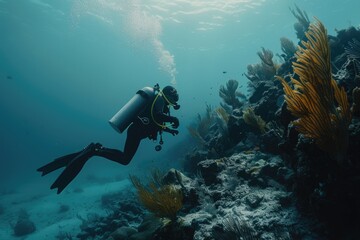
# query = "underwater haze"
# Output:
<box><xmin>0</xmin><ymin>0</ymin><xmax>360</xmax><ymax>240</ymax></box>
<box><xmin>0</xmin><ymin>1</ymin><xmax>357</xmax><ymax>186</ymax></box>
<box><xmin>0</xmin><ymin>0</ymin><xmax>358</xmax><ymax>190</ymax></box>
<box><xmin>0</xmin><ymin>0</ymin><xmax>360</xmax><ymax>235</ymax></box>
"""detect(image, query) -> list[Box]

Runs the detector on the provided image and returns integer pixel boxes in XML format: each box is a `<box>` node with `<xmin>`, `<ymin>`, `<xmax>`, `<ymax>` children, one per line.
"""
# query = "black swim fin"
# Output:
<box><xmin>37</xmin><ymin>152</ymin><xmax>80</xmax><ymax>176</ymax></box>
<box><xmin>50</xmin><ymin>143</ymin><xmax>98</xmax><ymax>194</ymax></box>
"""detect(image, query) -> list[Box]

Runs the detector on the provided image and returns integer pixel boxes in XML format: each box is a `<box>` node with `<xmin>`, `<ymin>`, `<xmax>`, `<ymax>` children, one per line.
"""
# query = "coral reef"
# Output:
<box><xmin>244</xmin><ymin>46</ymin><xmax>284</xmax><ymax>123</ymax></box>
<box><xmin>183</xmin><ymin>12</ymin><xmax>359</xmax><ymax>239</ymax></box>
<box><xmin>178</xmin><ymin>153</ymin><xmax>315</xmax><ymax>239</ymax></box>
<box><xmin>212</xmin><ymin>216</ymin><xmax>258</xmax><ymax>239</ymax></box>
<box><xmin>76</xmin><ymin>190</ymin><xmax>144</xmax><ymax>239</ymax></box>
<box><xmin>186</xmin><ymin>104</ymin><xmax>233</xmax><ymax>164</ymax></box>
<box><xmin>187</xmin><ymin>104</ymin><xmax>214</xmax><ymax>147</ymax></box>
<box><xmin>276</xmin><ymin>16</ymin><xmax>360</xmax><ymax>239</ymax></box>
<box><xmin>70</xmin><ymin>7</ymin><xmax>360</xmax><ymax>240</ymax></box>
<box><xmin>337</xmin><ymin>38</ymin><xmax>360</xmax><ymax>89</ymax></box>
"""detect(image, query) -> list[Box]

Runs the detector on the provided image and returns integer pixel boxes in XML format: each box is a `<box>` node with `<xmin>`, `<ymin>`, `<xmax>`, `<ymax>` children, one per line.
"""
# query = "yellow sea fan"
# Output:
<box><xmin>130</xmin><ymin>175</ymin><xmax>183</xmax><ymax>221</ymax></box>
<box><xmin>277</xmin><ymin>18</ymin><xmax>351</xmax><ymax>164</ymax></box>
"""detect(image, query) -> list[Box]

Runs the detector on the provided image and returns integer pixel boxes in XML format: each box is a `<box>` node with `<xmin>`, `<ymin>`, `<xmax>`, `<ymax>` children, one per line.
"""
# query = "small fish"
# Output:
<box><xmin>7</xmin><ymin>75</ymin><xmax>12</xmax><ymax>80</ymax></box>
<box><xmin>222</xmin><ymin>71</ymin><xmax>227</xmax><ymax>74</ymax></box>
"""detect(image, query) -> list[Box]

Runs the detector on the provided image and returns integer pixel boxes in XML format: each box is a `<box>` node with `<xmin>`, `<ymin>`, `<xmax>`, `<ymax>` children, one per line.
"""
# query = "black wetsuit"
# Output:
<box><xmin>95</xmin><ymin>94</ymin><xmax>176</xmax><ymax>165</ymax></box>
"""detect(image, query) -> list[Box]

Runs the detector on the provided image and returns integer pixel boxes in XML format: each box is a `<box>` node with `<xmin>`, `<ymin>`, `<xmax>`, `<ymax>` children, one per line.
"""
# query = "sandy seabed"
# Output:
<box><xmin>0</xmin><ymin>179</ymin><xmax>130</xmax><ymax>240</ymax></box>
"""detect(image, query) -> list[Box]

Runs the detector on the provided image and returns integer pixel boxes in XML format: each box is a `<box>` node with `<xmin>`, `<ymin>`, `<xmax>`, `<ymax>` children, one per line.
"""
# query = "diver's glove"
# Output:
<box><xmin>169</xmin><ymin>116</ymin><xmax>179</xmax><ymax>129</ymax></box>
<box><xmin>165</xmin><ymin>128</ymin><xmax>179</xmax><ymax>136</ymax></box>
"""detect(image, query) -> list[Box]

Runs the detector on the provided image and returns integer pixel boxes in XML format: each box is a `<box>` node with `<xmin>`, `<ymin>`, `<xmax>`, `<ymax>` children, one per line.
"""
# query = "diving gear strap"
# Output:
<box><xmin>150</xmin><ymin>87</ymin><xmax>177</xmax><ymax>130</ymax></box>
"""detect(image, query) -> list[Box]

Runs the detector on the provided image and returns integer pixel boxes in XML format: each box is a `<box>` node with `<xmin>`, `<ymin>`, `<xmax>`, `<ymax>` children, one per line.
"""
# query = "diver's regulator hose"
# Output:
<box><xmin>150</xmin><ymin>89</ymin><xmax>175</xmax><ymax>129</ymax></box>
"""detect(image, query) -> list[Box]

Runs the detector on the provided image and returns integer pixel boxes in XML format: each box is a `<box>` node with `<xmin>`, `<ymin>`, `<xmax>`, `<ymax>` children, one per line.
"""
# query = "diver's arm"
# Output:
<box><xmin>163</xmin><ymin>127</ymin><xmax>179</xmax><ymax>136</ymax></box>
<box><xmin>156</xmin><ymin>114</ymin><xmax>179</xmax><ymax>127</ymax></box>
<box><xmin>153</xmin><ymin>97</ymin><xmax>179</xmax><ymax>128</ymax></box>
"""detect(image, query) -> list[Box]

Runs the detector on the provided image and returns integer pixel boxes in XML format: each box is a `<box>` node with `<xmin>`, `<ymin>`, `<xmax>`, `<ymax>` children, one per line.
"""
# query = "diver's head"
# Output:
<box><xmin>162</xmin><ymin>86</ymin><xmax>179</xmax><ymax>105</ymax></box>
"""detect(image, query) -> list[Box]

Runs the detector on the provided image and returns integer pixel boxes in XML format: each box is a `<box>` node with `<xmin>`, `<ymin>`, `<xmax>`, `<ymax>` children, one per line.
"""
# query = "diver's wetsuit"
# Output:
<box><xmin>95</xmin><ymin>95</ymin><xmax>177</xmax><ymax>165</ymax></box>
<box><xmin>93</xmin><ymin>122</ymin><xmax>147</xmax><ymax>165</ymax></box>
<box><xmin>37</xmin><ymin>92</ymin><xmax>179</xmax><ymax>193</ymax></box>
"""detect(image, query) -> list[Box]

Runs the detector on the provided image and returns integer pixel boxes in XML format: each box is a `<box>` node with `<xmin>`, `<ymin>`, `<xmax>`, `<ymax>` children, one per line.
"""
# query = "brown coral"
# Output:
<box><xmin>130</xmin><ymin>174</ymin><xmax>183</xmax><ymax>221</ymax></box>
<box><xmin>277</xmin><ymin>19</ymin><xmax>352</xmax><ymax>164</ymax></box>
<box><xmin>243</xmin><ymin>107</ymin><xmax>266</xmax><ymax>134</ymax></box>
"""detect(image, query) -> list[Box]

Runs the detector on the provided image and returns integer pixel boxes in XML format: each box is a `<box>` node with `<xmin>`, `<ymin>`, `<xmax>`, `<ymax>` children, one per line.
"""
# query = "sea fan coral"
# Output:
<box><xmin>130</xmin><ymin>174</ymin><xmax>183</xmax><ymax>221</ymax></box>
<box><xmin>187</xmin><ymin>104</ymin><xmax>214</xmax><ymax>146</ymax></box>
<box><xmin>278</xmin><ymin>19</ymin><xmax>352</xmax><ymax>164</ymax></box>
<box><xmin>245</xmin><ymin>47</ymin><xmax>278</xmax><ymax>85</ymax></box>
<box><xmin>290</xmin><ymin>5</ymin><xmax>310</xmax><ymax>41</ymax></box>
<box><xmin>215</xmin><ymin>107</ymin><xmax>229</xmax><ymax>136</ymax></box>
<box><xmin>280</xmin><ymin>37</ymin><xmax>297</xmax><ymax>60</ymax></box>
<box><xmin>243</xmin><ymin>107</ymin><xmax>266</xmax><ymax>134</ymax></box>
<box><xmin>219</xmin><ymin>79</ymin><xmax>243</xmax><ymax>109</ymax></box>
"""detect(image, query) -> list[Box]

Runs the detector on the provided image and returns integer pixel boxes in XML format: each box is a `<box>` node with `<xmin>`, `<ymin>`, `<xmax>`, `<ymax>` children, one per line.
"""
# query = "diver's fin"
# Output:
<box><xmin>50</xmin><ymin>143</ymin><xmax>96</xmax><ymax>194</ymax></box>
<box><xmin>37</xmin><ymin>152</ymin><xmax>80</xmax><ymax>176</ymax></box>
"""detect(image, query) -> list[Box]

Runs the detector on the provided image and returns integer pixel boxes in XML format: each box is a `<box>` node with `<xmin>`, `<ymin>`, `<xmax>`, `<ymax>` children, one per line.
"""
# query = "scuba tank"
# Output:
<box><xmin>109</xmin><ymin>85</ymin><xmax>159</xmax><ymax>133</ymax></box>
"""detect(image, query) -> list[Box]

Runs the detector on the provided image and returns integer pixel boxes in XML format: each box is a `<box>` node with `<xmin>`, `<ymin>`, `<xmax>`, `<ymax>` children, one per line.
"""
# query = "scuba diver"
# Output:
<box><xmin>37</xmin><ymin>84</ymin><xmax>180</xmax><ymax>194</ymax></box>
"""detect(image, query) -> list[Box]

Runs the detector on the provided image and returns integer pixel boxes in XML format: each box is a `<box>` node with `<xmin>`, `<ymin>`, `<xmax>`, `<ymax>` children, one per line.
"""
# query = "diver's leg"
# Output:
<box><xmin>50</xmin><ymin>143</ymin><xmax>99</xmax><ymax>194</ymax></box>
<box><xmin>37</xmin><ymin>151</ymin><xmax>81</xmax><ymax>176</ymax></box>
<box><xmin>95</xmin><ymin>124</ymin><xmax>143</xmax><ymax>165</ymax></box>
<box><xmin>94</xmin><ymin>148</ymin><xmax>126</xmax><ymax>164</ymax></box>
<box><xmin>122</xmin><ymin>124</ymin><xmax>143</xmax><ymax>164</ymax></box>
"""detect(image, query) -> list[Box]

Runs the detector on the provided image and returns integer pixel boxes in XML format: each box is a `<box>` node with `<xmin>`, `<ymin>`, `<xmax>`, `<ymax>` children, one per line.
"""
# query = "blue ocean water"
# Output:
<box><xmin>0</xmin><ymin>0</ymin><xmax>359</xmax><ymax>192</ymax></box>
